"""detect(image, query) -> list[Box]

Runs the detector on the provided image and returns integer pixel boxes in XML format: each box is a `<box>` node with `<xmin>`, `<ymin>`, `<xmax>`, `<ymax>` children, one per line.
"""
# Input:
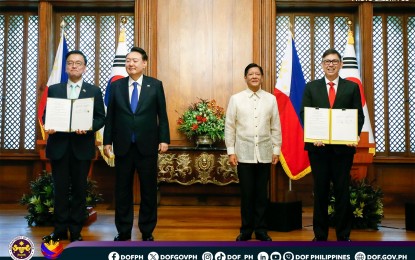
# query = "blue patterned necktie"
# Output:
<box><xmin>130</xmin><ymin>82</ymin><xmax>138</xmax><ymax>142</ymax></box>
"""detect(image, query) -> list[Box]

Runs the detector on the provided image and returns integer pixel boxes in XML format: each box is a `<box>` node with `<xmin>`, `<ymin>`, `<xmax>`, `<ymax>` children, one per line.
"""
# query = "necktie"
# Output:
<box><xmin>69</xmin><ymin>85</ymin><xmax>78</xmax><ymax>99</ymax></box>
<box><xmin>328</xmin><ymin>82</ymin><xmax>335</xmax><ymax>108</ymax></box>
<box><xmin>131</xmin><ymin>82</ymin><xmax>138</xmax><ymax>112</ymax></box>
<box><xmin>130</xmin><ymin>82</ymin><xmax>139</xmax><ymax>142</ymax></box>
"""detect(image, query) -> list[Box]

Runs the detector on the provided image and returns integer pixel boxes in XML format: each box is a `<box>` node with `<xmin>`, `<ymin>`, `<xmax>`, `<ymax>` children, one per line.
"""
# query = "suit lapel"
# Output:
<box><xmin>58</xmin><ymin>83</ymin><xmax>68</xmax><ymax>98</ymax></box>
<box><xmin>317</xmin><ymin>78</ymin><xmax>331</xmax><ymax>108</ymax></box>
<box><xmin>78</xmin><ymin>83</ymin><xmax>88</xmax><ymax>99</ymax></box>
<box><xmin>121</xmin><ymin>77</ymin><xmax>134</xmax><ymax>113</ymax></box>
<box><xmin>333</xmin><ymin>78</ymin><xmax>346</xmax><ymax>107</ymax></box>
<box><xmin>137</xmin><ymin>76</ymin><xmax>150</xmax><ymax>113</ymax></box>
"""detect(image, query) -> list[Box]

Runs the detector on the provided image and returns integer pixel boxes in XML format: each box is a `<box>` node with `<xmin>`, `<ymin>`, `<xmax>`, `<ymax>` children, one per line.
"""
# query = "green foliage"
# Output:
<box><xmin>177</xmin><ymin>98</ymin><xmax>225</xmax><ymax>142</ymax></box>
<box><xmin>328</xmin><ymin>179</ymin><xmax>384</xmax><ymax>230</ymax></box>
<box><xmin>20</xmin><ymin>171</ymin><xmax>103</xmax><ymax>226</ymax></box>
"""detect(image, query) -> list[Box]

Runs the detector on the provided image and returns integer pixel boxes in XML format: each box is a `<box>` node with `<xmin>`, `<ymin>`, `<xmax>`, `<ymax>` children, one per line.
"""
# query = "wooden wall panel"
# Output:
<box><xmin>0</xmin><ymin>162</ymin><xmax>36</xmax><ymax>203</ymax></box>
<box><xmin>374</xmin><ymin>164</ymin><xmax>415</xmax><ymax>206</ymax></box>
<box><xmin>157</xmin><ymin>0</ymin><xmax>253</xmax><ymax>144</ymax></box>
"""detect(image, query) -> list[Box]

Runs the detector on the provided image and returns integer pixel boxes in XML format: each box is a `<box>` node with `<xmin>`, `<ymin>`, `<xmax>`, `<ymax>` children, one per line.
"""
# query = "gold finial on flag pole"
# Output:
<box><xmin>60</xmin><ymin>20</ymin><xmax>67</xmax><ymax>37</ymax></box>
<box><xmin>60</xmin><ymin>20</ymin><xmax>66</xmax><ymax>29</ymax></box>
<box><xmin>347</xmin><ymin>20</ymin><xmax>354</xmax><ymax>45</ymax></box>
<box><xmin>119</xmin><ymin>16</ymin><xmax>127</xmax><ymax>42</ymax></box>
<box><xmin>121</xmin><ymin>16</ymin><xmax>127</xmax><ymax>25</ymax></box>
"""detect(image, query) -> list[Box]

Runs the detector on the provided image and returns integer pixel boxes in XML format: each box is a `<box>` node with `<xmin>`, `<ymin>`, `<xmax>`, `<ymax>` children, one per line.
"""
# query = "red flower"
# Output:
<box><xmin>177</xmin><ymin>118</ymin><xmax>184</xmax><ymax>125</ymax></box>
<box><xmin>192</xmin><ymin>124</ymin><xmax>199</xmax><ymax>130</ymax></box>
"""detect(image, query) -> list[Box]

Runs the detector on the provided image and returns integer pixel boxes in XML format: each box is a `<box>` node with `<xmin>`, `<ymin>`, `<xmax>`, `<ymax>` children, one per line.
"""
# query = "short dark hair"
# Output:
<box><xmin>66</xmin><ymin>50</ymin><xmax>87</xmax><ymax>65</ymax></box>
<box><xmin>244</xmin><ymin>63</ymin><xmax>263</xmax><ymax>77</ymax></box>
<box><xmin>129</xmin><ymin>47</ymin><xmax>148</xmax><ymax>61</ymax></box>
<box><xmin>322</xmin><ymin>48</ymin><xmax>342</xmax><ymax>61</ymax></box>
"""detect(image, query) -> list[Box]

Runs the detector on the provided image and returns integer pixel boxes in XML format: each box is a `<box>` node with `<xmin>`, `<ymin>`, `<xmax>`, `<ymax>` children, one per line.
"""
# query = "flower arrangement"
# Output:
<box><xmin>328</xmin><ymin>180</ymin><xmax>384</xmax><ymax>230</ymax></box>
<box><xmin>177</xmin><ymin>98</ymin><xmax>226</xmax><ymax>142</ymax></box>
<box><xmin>20</xmin><ymin>171</ymin><xmax>103</xmax><ymax>226</ymax></box>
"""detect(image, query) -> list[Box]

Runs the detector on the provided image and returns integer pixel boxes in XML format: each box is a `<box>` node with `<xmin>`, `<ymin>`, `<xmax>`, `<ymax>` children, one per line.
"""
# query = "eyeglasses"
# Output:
<box><xmin>322</xmin><ymin>59</ymin><xmax>340</xmax><ymax>65</ymax></box>
<box><xmin>66</xmin><ymin>61</ymin><xmax>84</xmax><ymax>67</ymax></box>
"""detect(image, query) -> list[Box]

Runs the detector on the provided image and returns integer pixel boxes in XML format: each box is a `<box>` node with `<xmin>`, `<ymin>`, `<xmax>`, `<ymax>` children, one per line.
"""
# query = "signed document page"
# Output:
<box><xmin>331</xmin><ymin>109</ymin><xmax>358</xmax><ymax>144</ymax></box>
<box><xmin>70</xmin><ymin>98</ymin><xmax>94</xmax><ymax>131</ymax></box>
<box><xmin>44</xmin><ymin>98</ymin><xmax>72</xmax><ymax>132</ymax></box>
<box><xmin>304</xmin><ymin>107</ymin><xmax>330</xmax><ymax>144</ymax></box>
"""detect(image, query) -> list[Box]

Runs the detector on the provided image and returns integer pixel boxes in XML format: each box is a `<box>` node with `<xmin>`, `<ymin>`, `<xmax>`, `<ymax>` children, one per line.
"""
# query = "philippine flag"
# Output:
<box><xmin>38</xmin><ymin>31</ymin><xmax>68</xmax><ymax>140</ymax></box>
<box><xmin>274</xmin><ymin>31</ymin><xmax>311</xmax><ymax>180</ymax></box>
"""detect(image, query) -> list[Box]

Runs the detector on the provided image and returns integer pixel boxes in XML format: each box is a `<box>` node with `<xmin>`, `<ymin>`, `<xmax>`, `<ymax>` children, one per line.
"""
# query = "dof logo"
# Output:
<box><xmin>9</xmin><ymin>236</ymin><xmax>35</xmax><ymax>260</ymax></box>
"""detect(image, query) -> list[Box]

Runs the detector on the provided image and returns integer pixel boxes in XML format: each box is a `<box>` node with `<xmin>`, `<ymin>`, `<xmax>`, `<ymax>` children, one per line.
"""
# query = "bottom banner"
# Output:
<box><xmin>54</xmin><ymin>241</ymin><xmax>415</xmax><ymax>260</ymax></box>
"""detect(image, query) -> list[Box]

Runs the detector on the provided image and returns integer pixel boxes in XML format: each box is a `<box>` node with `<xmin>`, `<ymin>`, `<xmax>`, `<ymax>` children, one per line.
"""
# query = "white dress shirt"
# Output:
<box><xmin>225</xmin><ymin>88</ymin><xmax>282</xmax><ymax>163</ymax></box>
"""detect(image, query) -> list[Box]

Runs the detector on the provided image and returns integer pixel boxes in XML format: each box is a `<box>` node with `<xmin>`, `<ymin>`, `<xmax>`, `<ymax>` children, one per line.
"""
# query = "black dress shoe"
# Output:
<box><xmin>236</xmin><ymin>233</ymin><xmax>251</xmax><ymax>241</ymax></box>
<box><xmin>312</xmin><ymin>237</ymin><xmax>327</xmax><ymax>241</ymax></box>
<box><xmin>255</xmin><ymin>232</ymin><xmax>272</xmax><ymax>241</ymax></box>
<box><xmin>114</xmin><ymin>233</ymin><xmax>131</xmax><ymax>241</ymax></box>
<box><xmin>70</xmin><ymin>233</ymin><xmax>83</xmax><ymax>242</ymax></box>
<box><xmin>42</xmin><ymin>232</ymin><xmax>68</xmax><ymax>242</ymax></box>
<box><xmin>337</xmin><ymin>237</ymin><xmax>351</xmax><ymax>241</ymax></box>
<box><xmin>142</xmin><ymin>234</ymin><xmax>154</xmax><ymax>241</ymax></box>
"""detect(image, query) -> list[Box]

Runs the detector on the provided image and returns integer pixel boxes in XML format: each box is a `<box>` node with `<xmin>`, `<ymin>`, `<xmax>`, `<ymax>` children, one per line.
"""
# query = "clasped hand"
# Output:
<box><xmin>228</xmin><ymin>154</ymin><xmax>279</xmax><ymax>166</ymax></box>
<box><xmin>44</xmin><ymin>127</ymin><xmax>87</xmax><ymax>135</ymax></box>
<box><xmin>313</xmin><ymin>136</ymin><xmax>360</xmax><ymax>147</ymax></box>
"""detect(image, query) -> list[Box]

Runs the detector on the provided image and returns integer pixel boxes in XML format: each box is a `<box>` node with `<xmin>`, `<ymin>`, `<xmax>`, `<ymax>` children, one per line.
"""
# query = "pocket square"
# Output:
<box><xmin>82</xmin><ymin>89</ymin><xmax>86</xmax><ymax>92</ymax></box>
<box><xmin>146</xmin><ymin>85</ymin><xmax>150</xmax><ymax>87</ymax></box>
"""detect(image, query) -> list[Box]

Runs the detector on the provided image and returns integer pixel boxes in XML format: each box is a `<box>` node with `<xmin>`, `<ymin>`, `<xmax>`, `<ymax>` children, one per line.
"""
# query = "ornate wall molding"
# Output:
<box><xmin>158</xmin><ymin>148</ymin><xmax>238</xmax><ymax>186</ymax></box>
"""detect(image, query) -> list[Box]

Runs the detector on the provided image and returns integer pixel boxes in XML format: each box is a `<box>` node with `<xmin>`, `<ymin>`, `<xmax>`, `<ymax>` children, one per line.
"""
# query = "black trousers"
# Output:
<box><xmin>309</xmin><ymin>149</ymin><xmax>354</xmax><ymax>240</ymax></box>
<box><xmin>237</xmin><ymin>162</ymin><xmax>270</xmax><ymax>234</ymax></box>
<box><xmin>114</xmin><ymin>144</ymin><xmax>158</xmax><ymax>236</ymax></box>
<box><xmin>50</xmin><ymin>145</ymin><xmax>90</xmax><ymax>235</ymax></box>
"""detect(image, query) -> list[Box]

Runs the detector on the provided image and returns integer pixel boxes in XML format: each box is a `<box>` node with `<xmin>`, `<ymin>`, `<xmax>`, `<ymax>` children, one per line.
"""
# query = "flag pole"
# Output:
<box><xmin>96</xmin><ymin>16</ymin><xmax>129</xmax><ymax>167</ymax></box>
<box><xmin>347</xmin><ymin>20</ymin><xmax>354</xmax><ymax>45</ymax></box>
<box><xmin>340</xmin><ymin>19</ymin><xmax>376</xmax><ymax>153</ymax></box>
<box><xmin>39</xmin><ymin>20</ymin><xmax>67</xmax><ymax>140</ymax></box>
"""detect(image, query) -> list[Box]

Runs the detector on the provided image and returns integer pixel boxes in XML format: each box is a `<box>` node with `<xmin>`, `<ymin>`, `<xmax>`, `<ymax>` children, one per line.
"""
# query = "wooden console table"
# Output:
<box><xmin>157</xmin><ymin>146</ymin><xmax>238</xmax><ymax>185</ymax></box>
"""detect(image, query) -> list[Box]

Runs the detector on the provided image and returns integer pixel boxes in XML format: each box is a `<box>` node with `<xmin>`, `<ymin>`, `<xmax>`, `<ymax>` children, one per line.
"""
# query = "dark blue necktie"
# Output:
<box><xmin>131</xmin><ymin>82</ymin><xmax>138</xmax><ymax>142</ymax></box>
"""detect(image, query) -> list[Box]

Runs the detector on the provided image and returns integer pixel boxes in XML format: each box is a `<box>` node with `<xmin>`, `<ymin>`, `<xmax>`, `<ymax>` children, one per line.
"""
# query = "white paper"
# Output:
<box><xmin>331</xmin><ymin>109</ymin><xmax>358</xmax><ymax>143</ymax></box>
<box><xmin>304</xmin><ymin>107</ymin><xmax>330</xmax><ymax>142</ymax></box>
<box><xmin>70</xmin><ymin>98</ymin><xmax>94</xmax><ymax>131</ymax></box>
<box><xmin>44</xmin><ymin>98</ymin><xmax>72</xmax><ymax>132</ymax></box>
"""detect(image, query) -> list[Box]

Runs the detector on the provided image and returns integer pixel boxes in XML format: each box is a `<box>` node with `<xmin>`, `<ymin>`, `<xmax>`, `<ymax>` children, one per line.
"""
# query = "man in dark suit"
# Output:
<box><xmin>103</xmin><ymin>47</ymin><xmax>170</xmax><ymax>242</ymax></box>
<box><xmin>42</xmin><ymin>50</ymin><xmax>106</xmax><ymax>242</ymax></box>
<box><xmin>300</xmin><ymin>48</ymin><xmax>364</xmax><ymax>241</ymax></box>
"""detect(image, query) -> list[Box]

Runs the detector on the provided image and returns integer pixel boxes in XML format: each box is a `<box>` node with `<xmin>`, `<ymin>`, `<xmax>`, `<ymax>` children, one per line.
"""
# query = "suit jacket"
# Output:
<box><xmin>300</xmin><ymin>77</ymin><xmax>364</xmax><ymax>154</ymax></box>
<box><xmin>103</xmin><ymin>75</ymin><xmax>170</xmax><ymax>156</ymax></box>
<box><xmin>45</xmin><ymin>82</ymin><xmax>106</xmax><ymax>160</ymax></box>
